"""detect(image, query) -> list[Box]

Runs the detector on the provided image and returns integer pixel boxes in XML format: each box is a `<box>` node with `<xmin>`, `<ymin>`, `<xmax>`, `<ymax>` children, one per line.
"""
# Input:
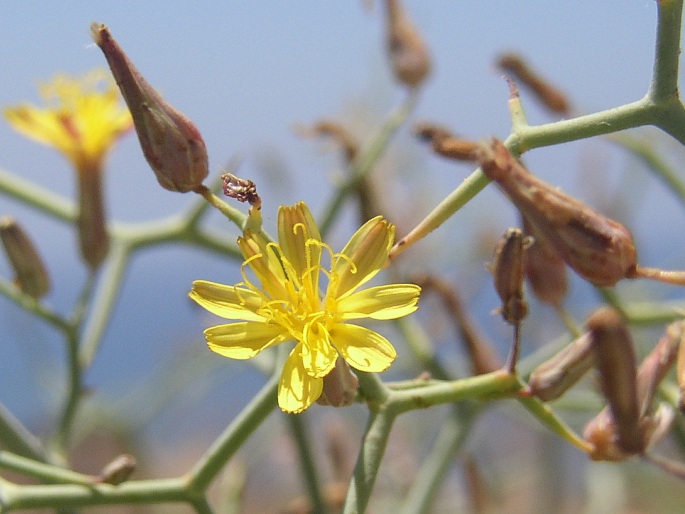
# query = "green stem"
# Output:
<box><xmin>0</xmin><ymin>477</ymin><xmax>188</xmax><ymax>510</ymax></box>
<box><xmin>0</xmin><ymin>167</ymin><xmax>75</xmax><ymax>223</ymax></box>
<box><xmin>0</xmin><ymin>405</ymin><xmax>51</xmax><ymax>464</ymax></box>
<box><xmin>342</xmin><ymin>408</ymin><xmax>396</xmax><ymax>514</ymax></box>
<box><xmin>648</xmin><ymin>0</ymin><xmax>683</xmax><ymax>103</ymax></box>
<box><xmin>399</xmin><ymin>405</ymin><xmax>477</xmax><ymax>514</ymax></box>
<box><xmin>187</xmin><ymin>375</ymin><xmax>278</xmax><ymax>491</ymax></box>
<box><xmin>319</xmin><ymin>93</ymin><xmax>418</xmax><ymax>237</ymax></box>
<box><xmin>0</xmin><ymin>452</ymin><xmax>92</xmax><ymax>486</ymax></box>
<box><xmin>287</xmin><ymin>414</ymin><xmax>327</xmax><ymax>514</ymax></box>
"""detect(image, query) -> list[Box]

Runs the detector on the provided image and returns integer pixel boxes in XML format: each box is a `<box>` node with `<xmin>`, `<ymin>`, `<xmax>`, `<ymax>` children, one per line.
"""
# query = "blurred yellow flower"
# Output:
<box><xmin>3</xmin><ymin>70</ymin><xmax>132</xmax><ymax>174</ymax></box>
<box><xmin>190</xmin><ymin>201</ymin><xmax>421</xmax><ymax>413</ymax></box>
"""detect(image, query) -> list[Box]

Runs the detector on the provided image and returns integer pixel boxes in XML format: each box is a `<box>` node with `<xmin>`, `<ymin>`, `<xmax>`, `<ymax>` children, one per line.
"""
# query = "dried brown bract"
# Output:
<box><xmin>497</xmin><ymin>53</ymin><xmax>570</xmax><ymax>115</ymax></box>
<box><xmin>414</xmin><ymin>122</ymin><xmax>480</xmax><ymax>161</ymax></box>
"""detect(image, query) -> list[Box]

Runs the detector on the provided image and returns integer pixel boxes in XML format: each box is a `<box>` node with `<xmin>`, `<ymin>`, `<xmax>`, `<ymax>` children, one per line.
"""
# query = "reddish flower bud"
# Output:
<box><xmin>0</xmin><ymin>216</ymin><xmax>51</xmax><ymax>299</ymax></box>
<box><xmin>527</xmin><ymin>332</ymin><xmax>594</xmax><ymax>402</ymax></box>
<box><xmin>91</xmin><ymin>23</ymin><xmax>209</xmax><ymax>193</ymax></box>
<box><xmin>497</xmin><ymin>53</ymin><xmax>570</xmax><ymax>115</ymax></box>
<box><xmin>478</xmin><ymin>140</ymin><xmax>637</xmax><ymax>287</ymax></box>
<box><xmin>385</xmin><ymin>0</ymin><xmax>431</xmax><ymax>88</ymax></box>
<box><xmin>489</xmin><ymin>228</ymin><xmax>528</xmax><ymax>325</ymax></box>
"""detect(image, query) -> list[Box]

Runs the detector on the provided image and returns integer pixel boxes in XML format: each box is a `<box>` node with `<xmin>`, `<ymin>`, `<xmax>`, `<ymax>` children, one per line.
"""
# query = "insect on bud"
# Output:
<box><xmin>497</xmin><ymin>53</ymin><xmax>570</xmax><ymax>115</ymax></box>
<box><xmin>317</xmin><ymin>356</ymin><xmax>359</xmax><ymax>408</ymax></box>
<box><xmin>477</xmin><ymin>140</ymin><xmax>638</xmax><ymax>287</ymax></box>
<box><xmin>489</xmin><ymin>228</ymin><xmax>528</xmax><ymax>325</ymax></box>
<box><xmin>385</xmin><ymin>0</ymin><xmax>432</xmax><ymax>88</ymax></box>
<box><xmin>91</xmin><ymin>23</ymin><xmax>209</xmax><ymax>193</ymax></box>
<box><xmin>527</xmin><ymin>332</ymin><xmax>594</xmax><ymax>402</ymax></box>
<box><xmin>0</xmin><ymin>216</ymin><xmax>51</xmax><ymax>299</ymax></box>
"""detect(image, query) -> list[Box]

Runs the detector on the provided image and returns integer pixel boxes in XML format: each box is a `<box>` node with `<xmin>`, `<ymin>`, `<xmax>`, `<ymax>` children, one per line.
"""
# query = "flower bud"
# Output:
<box><xmin>385</xmin><ymin>0</ymin><xmax>431</xmax><ymax>88</ymax></box>
<box><xmin>91</xmin><ymin>23</ymin><xmax>209</xmax><ymax>193</ymax></box>
<box><xmin>497</xmin><ymin>53</ymin><xmax>570</xmax><ymax>115</ymax></box>
<box><xmin>489</xmin><ymin>228</ymin><xmax>528</xmax><ymax>325</ymax></box>
<box><xmin>317</xmin><ymin>356</ymin><xmax>359</xmax><ymax>408</ymax></box>
<box><xmin>0</xmin><ymin>216</ymin><xmax>50</xmax><ymax>299</ymax></box>
<box><xmin>94</xmin><ymin>454</ymin><xmax>136</xmax><ymax>485</ymax></box>
<box><xmin>478</xmin><ymin>140</ymin><xmax>637</xmax><ymax>287</ymax></box>
<box><xmin>527</xmin><ymin>332</ymin><xmax>594</xmax><ymax>402</ymax></box>
<box><xmin>587</xmin><ymin>308</ymin><xmax>642</xmax><ymax>455</ymax></box>
<box><xmin>521</xmin><ymin>215</ymin><xmax>568</xmax><ymax>308</ymax></box>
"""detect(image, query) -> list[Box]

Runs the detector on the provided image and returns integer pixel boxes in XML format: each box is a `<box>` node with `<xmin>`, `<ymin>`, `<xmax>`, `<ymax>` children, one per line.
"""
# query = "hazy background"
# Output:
<box><xmin>2</xmin><ymin>2</ymin><xmax>685</xmax><ymax>511</ymax></box>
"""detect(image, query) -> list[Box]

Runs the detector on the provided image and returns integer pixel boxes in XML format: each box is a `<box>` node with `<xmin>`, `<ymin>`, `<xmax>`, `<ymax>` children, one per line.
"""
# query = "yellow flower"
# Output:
<box><xmin>3</xmin><ymin>70</ymin><xmax>132</xmax><ymax>174</ymax></box>
<box><xmin>190</xmin><ymin>202</ymin><xmax>421</xmax><ymax>413</ymax></box>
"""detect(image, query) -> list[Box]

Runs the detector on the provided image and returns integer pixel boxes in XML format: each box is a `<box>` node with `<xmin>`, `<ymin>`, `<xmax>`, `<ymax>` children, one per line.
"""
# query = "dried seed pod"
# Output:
<box><xmin>527</xmin><ymin>332</ymin><xmax>594</xmax><ymax>402</ymax></box>
<box><xmin>497</xmin><ymin>53</ymin><xmax>570</xmax><ymax>115</ymax></box>
<box><xmin>0</xmin><ymin>216</ymin><xmax>51</xmax><ymax>299</ymax></box>
<box><xmin>587</xmin><ymin>308</ymin><xmax>642</xmax><ymax>455</ymax></box>
<box><xmin>91</xmin><ymin>23</ymin><xmax>209</xmax><ymax>193</ymax></box>
<box><xmin>477</xmin><ymin>140</ymin><xmax>637</xmax><ymax>287</ymax></box>
<box><xmin>489</xmin><ymin>228</ymin><xmax>528</xmax><ymax>325</ymax></box>
<box><xmin>385</xmin><ymin>0</ymin><xmax>431</xmax><ymax>88</ymax></box>
<box><xmin>521</xmin><ymin>214</ymin><xmax>568</xmax><ymax>308</ymax></box>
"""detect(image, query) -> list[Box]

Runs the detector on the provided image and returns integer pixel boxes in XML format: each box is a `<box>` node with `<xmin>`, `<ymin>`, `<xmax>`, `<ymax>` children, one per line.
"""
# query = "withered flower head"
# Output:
<box><xmin>385</xmin><ymin>0</ymin><xmax>431</xmax><ymax>88</ymax></box>
<box><xmin>91</xmin><ymin>23</ymin><xmax>209</xmax><ymax>193</ymax></box>
<box><xmin>477</xmin><ymin>139</ymin><xmax>637</xmax><ymax>287</ymax></box>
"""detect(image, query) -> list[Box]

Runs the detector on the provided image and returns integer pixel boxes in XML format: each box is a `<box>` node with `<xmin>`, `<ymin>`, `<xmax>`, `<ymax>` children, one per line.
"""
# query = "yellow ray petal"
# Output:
<box><xmin>330</xmin><ymin>216</ymin><xmax>394</xmax><ymax>300</ymax></box>
<box><xmin>278</xmin><ymin>343</ymin><xmax>324</xmax><ymax>413</ymax></box>
<box><xmin>205</xmin><ymin>322</ymin><xmax>288</xmax><ymax>359</ymax></box>
<box><xmin>190</xmin><ymin>280</ymin><xmax>266</xmax><ymax>321</ymax></box>
<box><xmin>278</xmin><ymin>202</ymin><xmax>321</xmax><ymax>296</ymax></box>
<box><xmin>331</xmin><ymin>324</ymin><xmax>396</xmax><ymax>372</ymax></box>
<box><xmin>301</xmin><ymin>321</ymin><xmax>338</xmax><ymax>378</ymax></box>
<box><xmin>238</xmin><ymin>232</ymin><xmax>289</xmax><ymax>299</ymax></box>
<box><xmin>337</xmin><ymin>284</ymin><xmax>421</xmax><ymax>320</ymax></box>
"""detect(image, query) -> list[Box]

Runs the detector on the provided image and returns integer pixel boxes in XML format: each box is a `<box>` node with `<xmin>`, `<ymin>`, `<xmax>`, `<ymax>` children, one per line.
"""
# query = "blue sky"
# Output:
<box><xmin>1</xmin><ymin>2</ymin><xmax>682</xmax><ymax>439</ymax></box>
